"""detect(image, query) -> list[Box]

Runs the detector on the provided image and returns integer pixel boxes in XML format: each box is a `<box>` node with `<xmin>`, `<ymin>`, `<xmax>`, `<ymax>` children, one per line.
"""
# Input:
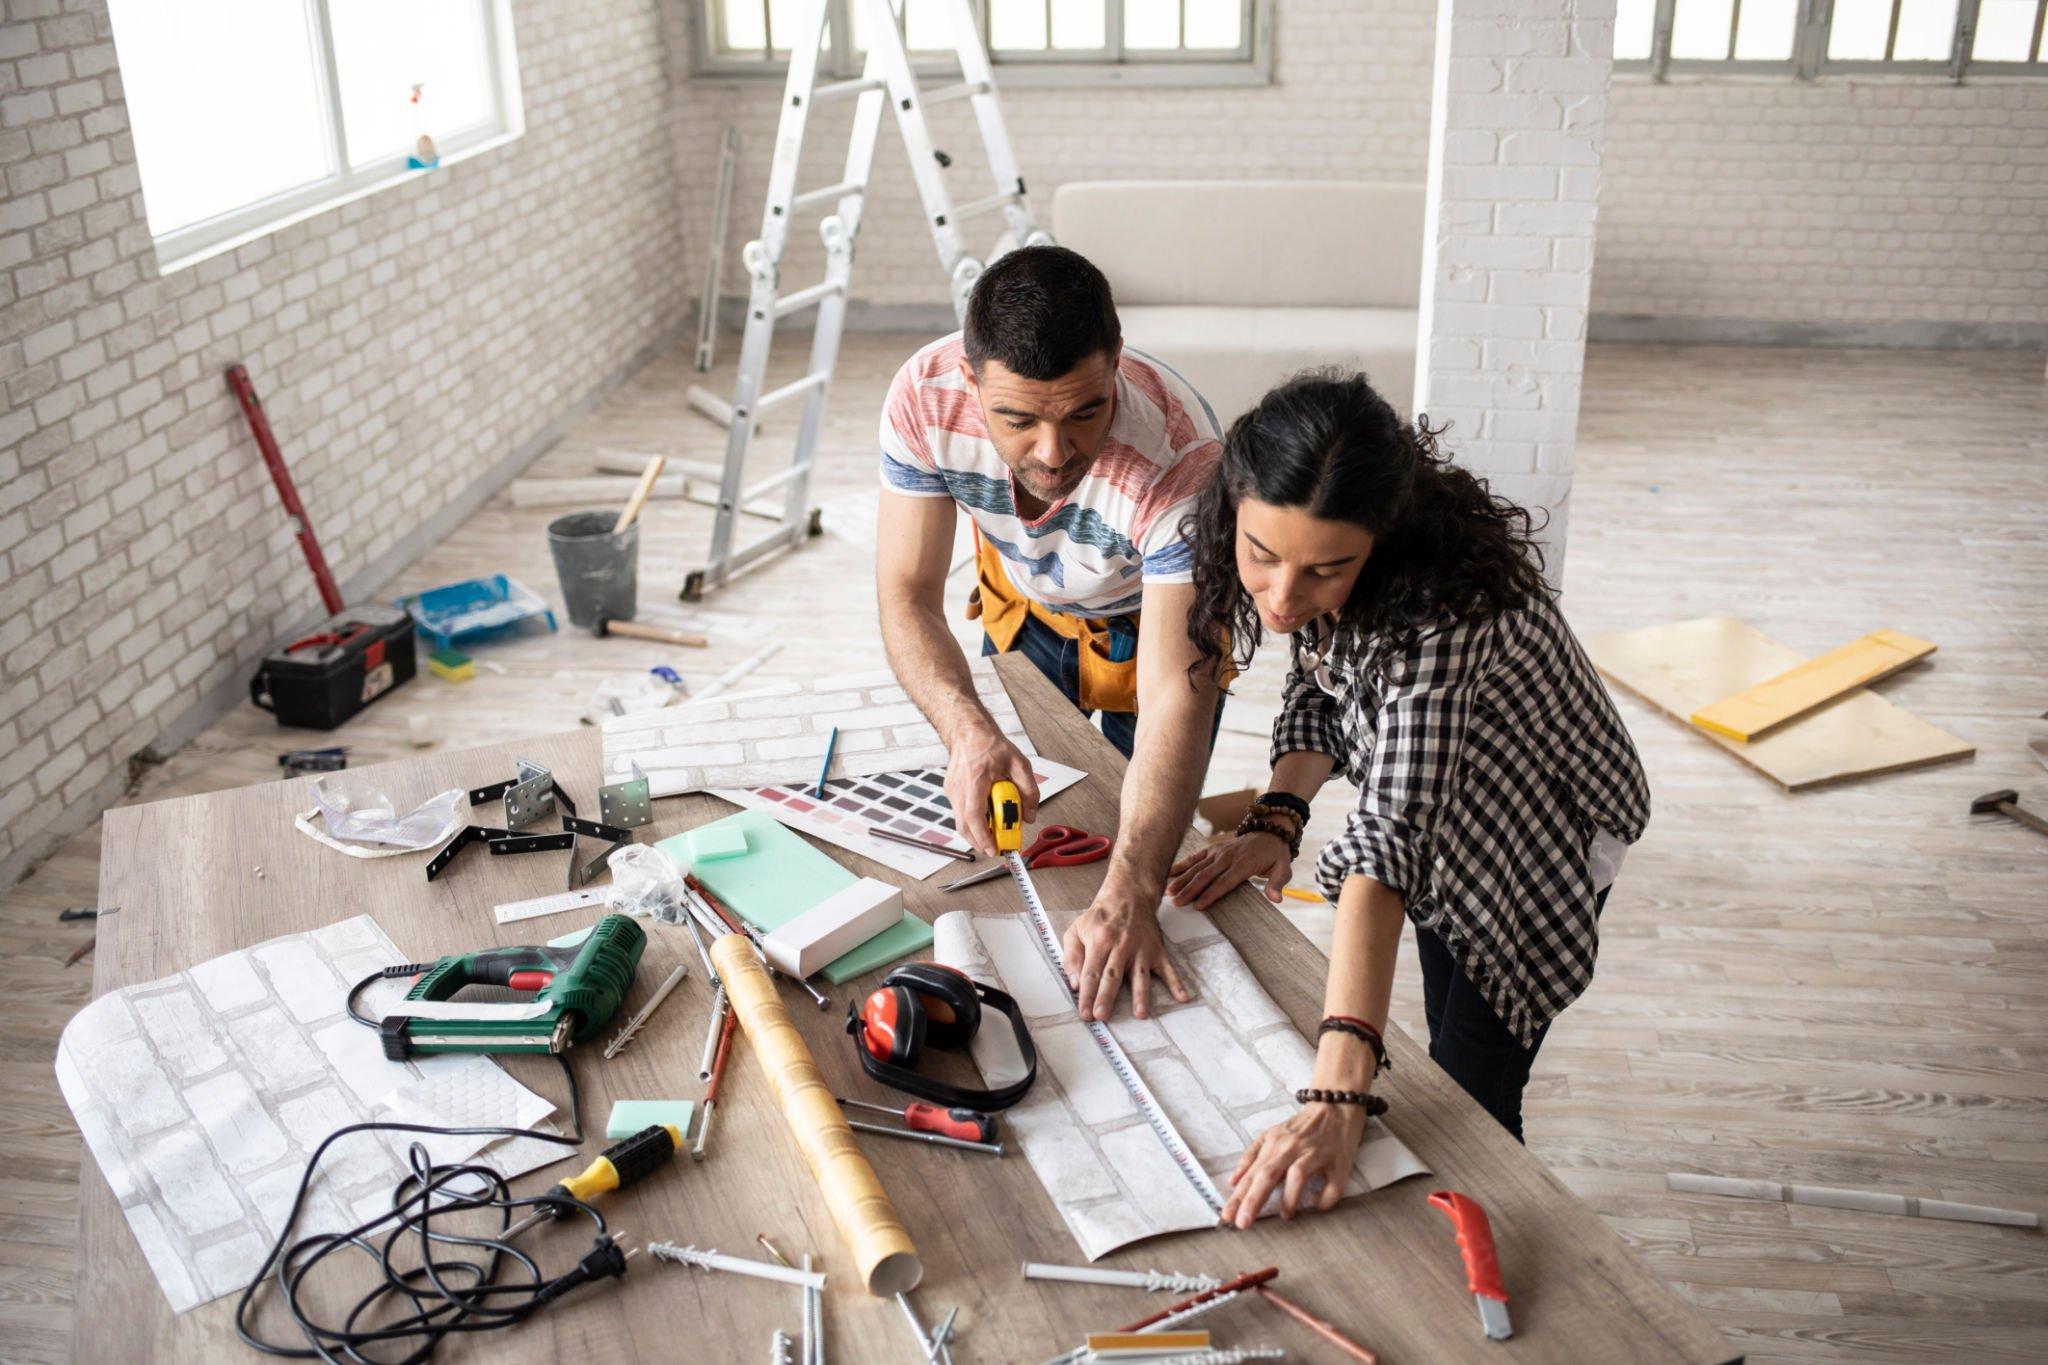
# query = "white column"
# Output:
<box><xmin>1413</xmin><ymin>0</ymin><xmax>1616</xmax><ymax>585</ymax></box>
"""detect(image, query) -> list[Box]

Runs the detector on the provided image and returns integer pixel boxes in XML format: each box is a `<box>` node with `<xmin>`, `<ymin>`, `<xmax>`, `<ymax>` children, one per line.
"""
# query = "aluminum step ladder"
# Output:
<box><xmin>679</xmin><ymin>0</ymin><xmax>1052</xmax><ymax>602</ymax></box>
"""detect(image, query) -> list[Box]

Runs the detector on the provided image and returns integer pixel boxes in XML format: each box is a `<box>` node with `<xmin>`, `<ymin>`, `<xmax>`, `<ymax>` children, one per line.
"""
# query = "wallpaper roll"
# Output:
<box><xmin>711</xmin><ymin>935</ymin><xmax>923</xmax><ymax>1294</ymax></box>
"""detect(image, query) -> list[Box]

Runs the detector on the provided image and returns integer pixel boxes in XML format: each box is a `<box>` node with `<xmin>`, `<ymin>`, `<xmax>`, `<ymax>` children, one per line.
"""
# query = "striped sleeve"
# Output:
<box><xmin>1314</xmin><ymin>619</ymin><xmax>1496</xmax><ymax>903</ymax></box>
<box><xmin>1134</xmin><ymin>441</ymin><xmax>1219</xmax><ymax>582</ymax></box>
<box><xmin>877</xmin><ymin>359</ymin><xmax>950</xmax><ymax>498</ymax></box>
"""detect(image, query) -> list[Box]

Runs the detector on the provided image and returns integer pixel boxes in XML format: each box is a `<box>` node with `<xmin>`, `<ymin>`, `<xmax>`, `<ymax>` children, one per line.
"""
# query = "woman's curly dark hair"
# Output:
<box><xmin>1185</xmin><ymin>369</ymin><xmax>1550</xmax><ymax>684</ymax></box>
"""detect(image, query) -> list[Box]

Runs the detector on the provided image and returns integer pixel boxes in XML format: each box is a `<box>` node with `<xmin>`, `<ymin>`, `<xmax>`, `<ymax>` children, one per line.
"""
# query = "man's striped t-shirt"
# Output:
<box><xmin>878</xmin><ymin>333</ymin><xmax>1223</xmax><ymax>619</ymax></box>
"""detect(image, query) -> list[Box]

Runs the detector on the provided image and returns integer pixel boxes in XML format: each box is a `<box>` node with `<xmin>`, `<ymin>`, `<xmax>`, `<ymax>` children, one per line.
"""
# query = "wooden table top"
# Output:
<box><xmin>76</xmin><ymin>656</ymin><xmax>1733</xmax><ymax>1363</ymax></box>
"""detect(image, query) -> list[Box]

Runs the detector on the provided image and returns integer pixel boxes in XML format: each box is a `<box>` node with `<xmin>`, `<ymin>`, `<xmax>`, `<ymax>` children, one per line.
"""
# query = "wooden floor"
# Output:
<box><xmin>4</xmin><ymin>336</ymin><xmax>2044</xmax><ymax>1363</ymax></box>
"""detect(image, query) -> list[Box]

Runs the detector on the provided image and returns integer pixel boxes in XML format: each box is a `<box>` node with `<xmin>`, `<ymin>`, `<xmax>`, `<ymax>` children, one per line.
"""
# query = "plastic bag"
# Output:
<box><xmin>306</xmin><ymin>779</ymin><xmax>465</xmax><ymax>850</ymax></box>
<box><xmin>605</xmin><ymin>842</ymin><xmax>687</xmax><ymax>923</ymax></box>
<box><xmin>584</xmin><ymin>671</ymin><xmax>680</xmax><ymax>726</ymax></box>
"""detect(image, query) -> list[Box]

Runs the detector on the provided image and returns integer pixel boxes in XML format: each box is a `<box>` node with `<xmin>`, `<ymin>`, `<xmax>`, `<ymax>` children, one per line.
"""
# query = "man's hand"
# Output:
<box><xmin>942</xmin><ymin>725</ymin><xmax>1040</xmax><ymax>856</ymax></box>
<box><xmin>1059</xmin><ymin>888</ymin><xmax>1189</xmax><ymax>1021</ymax></box>
<box><xmin>1166</xmin><ymin>831</ymin><xmax>1294</xmax><ymax>911</ymax></box>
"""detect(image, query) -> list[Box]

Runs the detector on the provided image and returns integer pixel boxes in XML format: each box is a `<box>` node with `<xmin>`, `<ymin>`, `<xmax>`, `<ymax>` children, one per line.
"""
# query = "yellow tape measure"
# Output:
<box><xmin>988</xmin><ymin>780</ymin><xmax>1023</xmax><ymax>853</ymax></box>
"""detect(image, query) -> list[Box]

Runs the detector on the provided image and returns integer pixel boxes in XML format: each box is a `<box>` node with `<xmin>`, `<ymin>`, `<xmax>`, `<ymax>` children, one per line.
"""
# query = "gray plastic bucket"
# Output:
<box><xmin>546</xmin><ymin>511</ymin><xmax>638</xmax><ymax>629</ymax></box>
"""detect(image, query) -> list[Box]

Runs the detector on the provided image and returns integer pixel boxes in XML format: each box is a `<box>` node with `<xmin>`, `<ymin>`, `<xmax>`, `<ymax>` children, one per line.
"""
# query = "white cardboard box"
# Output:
<box><xmin>761</xmin><ymin>877</ymin><xmax>904</xmax><ymax>978</ymax></box>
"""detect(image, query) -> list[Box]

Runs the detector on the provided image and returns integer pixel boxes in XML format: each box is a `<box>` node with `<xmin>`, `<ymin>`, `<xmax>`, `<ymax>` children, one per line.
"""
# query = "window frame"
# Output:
<box><xmin>145</xmin><ymin>0</ymin><xmax>525</xmax><ymax>275</ymax></box>
<box><xmin>690</xmin><ymin>0</ymin><xmax>1275</xmax><ymax>88</ymax></box>
<box><xmin>1617</xmin><ymin>0</ymin><xmax>2046</xmax><ymax>80</ymax></box>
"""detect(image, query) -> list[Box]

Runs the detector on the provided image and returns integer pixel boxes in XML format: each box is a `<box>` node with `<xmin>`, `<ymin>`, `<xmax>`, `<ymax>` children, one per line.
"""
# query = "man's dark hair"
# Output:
<box><xmin>962</xmin><ymin>245</ymin><xmax>1121</xmax><ymax>381</ymax></box>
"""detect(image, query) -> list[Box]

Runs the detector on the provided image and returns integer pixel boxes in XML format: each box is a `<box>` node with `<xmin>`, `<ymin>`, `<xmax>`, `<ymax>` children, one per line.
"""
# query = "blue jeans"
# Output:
<box><xmin>984</xmin><ymin>613</ymin><xmax>1139</xmax><ymax>756</ymax></box>
<box><xmin>1413</xmin><ymin>885</ymin><xmax>1609</xmax><ymax>1144</ymax></box>
<box><xmin>984</xmin><ymin>612</ymin><xmax>1223</xmax><ymax>759</ymax></box>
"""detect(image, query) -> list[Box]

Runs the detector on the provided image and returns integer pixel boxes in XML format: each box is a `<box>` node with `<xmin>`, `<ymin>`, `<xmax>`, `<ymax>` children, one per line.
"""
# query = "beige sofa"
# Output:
<box><xmin>1051</xmin><ymin>180</ymin><xmax>1425</xmax><ymax>425</ymax></box>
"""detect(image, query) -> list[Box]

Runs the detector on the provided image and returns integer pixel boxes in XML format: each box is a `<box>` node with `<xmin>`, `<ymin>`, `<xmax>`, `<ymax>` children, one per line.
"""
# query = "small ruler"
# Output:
<box><xmin>1004</xmin><ymin>853</ymin><xmax>1225</xmax><ymax>1216</ymax></box>
<box><xmin>494</xmin><ymin>888</ymin><xmax>607</xmax><ymax>926</ymax></box>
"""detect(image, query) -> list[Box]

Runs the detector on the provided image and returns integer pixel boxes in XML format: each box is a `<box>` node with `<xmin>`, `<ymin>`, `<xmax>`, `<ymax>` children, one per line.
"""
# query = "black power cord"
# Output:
<box><xmin>234</xmin><ymin>967</ymin><xmax>618</xmax><ymax>1363</ymax></box>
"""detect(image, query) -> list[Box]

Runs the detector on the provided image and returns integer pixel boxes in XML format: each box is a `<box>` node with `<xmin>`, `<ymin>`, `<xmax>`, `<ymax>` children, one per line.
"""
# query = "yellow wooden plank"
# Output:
<box><xmin>1587</xmin><ymin>617</ymin><xmax>1972</xmax><ymax>790</ymax></box>
<box><xmin>1688</xmin><ymin>628</ymin><xmax>1937</xmax><ymax>742</ymax></box>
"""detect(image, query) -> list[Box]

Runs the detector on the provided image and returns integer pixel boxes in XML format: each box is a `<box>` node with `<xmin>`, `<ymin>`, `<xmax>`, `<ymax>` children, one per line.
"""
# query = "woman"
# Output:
<box><xmin>1164</xmin><ymin>371</ymin><xmax>1648</xmax><ymax>1229</ymax></box>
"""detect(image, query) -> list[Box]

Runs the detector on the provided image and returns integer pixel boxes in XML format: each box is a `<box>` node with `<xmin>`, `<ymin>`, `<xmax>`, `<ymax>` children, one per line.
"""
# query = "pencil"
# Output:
<box><xmin>813</xmin><ymin>726</ymin><xmax>839</xmax><ymax>797</ymax></box>
<box><xmin>866</xmin><ymin>825</ymin><xmax>976</xmax><ymax>862</ymax></box>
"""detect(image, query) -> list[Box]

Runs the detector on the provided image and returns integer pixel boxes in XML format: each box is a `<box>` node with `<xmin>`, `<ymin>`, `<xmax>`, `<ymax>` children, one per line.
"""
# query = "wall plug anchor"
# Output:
<box><xmin>1024</xmin><ymin>1261</ymin><xmax>1225</xmax><ymax>1295</ymax></box>
<box><xmin>647</xmin><ymin>1241</ymin><xmax>827</xmax><ymax>1290</ymax></box>
<box><xmin>603</xmin><ymin>962</ymin><xmax>689</xmax><ymax>1059</ymax></box>
<box><xmin>1154</xmin><ymin>1348</ymin><xmax>1288</xmax><ymax>1364</ymax></box>
<box><xmin>1139</xmin><ymin>1289</ymin><xmax>1244</xmax><ymax>1334</ymax></box>
<box><xmin>770</xmin><ymin>1329</ymin><xmax>793</xmax><ymax>1365</ymax></box>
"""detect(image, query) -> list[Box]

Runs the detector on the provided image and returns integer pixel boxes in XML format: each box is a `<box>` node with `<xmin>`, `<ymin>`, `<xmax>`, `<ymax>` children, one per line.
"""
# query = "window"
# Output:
<box><xmin>1614</xmin><ymin>0</ymin><xmax>2046</xmax><ymax>77</ymax></box>
<box><xmin>697</xmin><ymin>0</ymin><xmax>1270</xmax><ymax>84</ymax></box>
<box><xmin>106</xmin><ymin>0</ymin><xmax>523</xmax><ymax>272</ymax></box>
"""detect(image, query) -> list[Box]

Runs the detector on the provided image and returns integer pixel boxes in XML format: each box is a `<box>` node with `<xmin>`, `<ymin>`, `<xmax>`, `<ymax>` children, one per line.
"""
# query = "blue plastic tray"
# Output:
<box><xmin>397</xmin><ymin>575</ymin><xmax>558</xmax><ymax>653</ymax></box>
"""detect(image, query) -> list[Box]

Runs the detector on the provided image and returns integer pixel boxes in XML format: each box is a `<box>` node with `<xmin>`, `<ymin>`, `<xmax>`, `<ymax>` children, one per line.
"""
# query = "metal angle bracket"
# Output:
<box><xmin>426</xmin><ymin>825</ymin><xmax>513</xmax><ymax>881</ymax></box>
<box><xmin>563</xmin><ymin>815</ymin><xmax>632</xmax><ymax>844</ymax></box>
<box><xmin>488</xmin><ymin>832</ymin><xmax>575</xmax><ymax>857</ymax></box>
<box><xmin>514</xmin><ymin>758</ymin><xmax>576</xmax><ymax>816</ymax></box>
<box><xmin>467</xmin><ymin>778</ymin><xmax>515</xmax><ymax>806</ymax></box>
<box><xmin>598</xmin><ymin>769</ymin><xmax>653</xmax><ymax>830</ymax></box>
<box><xmin>570</xmin><ymin>837</ymin><xmax>627</xmax><ymax>888</ymax></box>
<box><xmin>503</xmin><ymin>773</ymin><xmax>558</xmax><ymax>830</ymax></box>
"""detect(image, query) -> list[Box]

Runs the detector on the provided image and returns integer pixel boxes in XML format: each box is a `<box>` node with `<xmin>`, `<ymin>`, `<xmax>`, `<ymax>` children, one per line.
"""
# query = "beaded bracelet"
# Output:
<box><xmin>1294</xmin><ymin>1088</ymin><xmax>1389</xmax><ymax>1117</ymax></box>
<box><xmin>1254</xmin><ymin>791</ymin><xmax>1312</xmax><ymax>824</ymax></box>
<box><xmin>1317</xmin><ymin>1016</ymin><xmax>1391</xmax><ymax>1075</ymax></box>
<box><xmin>1235</xmin><ymin>812</ymin><xmax>1303</xmax><ymax>859</ymax></box>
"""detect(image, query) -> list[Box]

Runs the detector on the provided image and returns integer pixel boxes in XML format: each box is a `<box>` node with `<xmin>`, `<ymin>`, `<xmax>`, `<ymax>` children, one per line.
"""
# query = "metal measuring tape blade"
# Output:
<box><xmin>1002</xmin><ymin>853</ymin><xmax>1225</xmax><ymax>1216</ymax></box>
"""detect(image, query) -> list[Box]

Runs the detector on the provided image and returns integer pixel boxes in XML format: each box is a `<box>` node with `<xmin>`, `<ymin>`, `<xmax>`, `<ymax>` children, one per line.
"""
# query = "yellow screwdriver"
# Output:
<box><xmin>503</xmin><ymin>1123</ymin><xmax>685</xmax><ymax>1239</ymax></box>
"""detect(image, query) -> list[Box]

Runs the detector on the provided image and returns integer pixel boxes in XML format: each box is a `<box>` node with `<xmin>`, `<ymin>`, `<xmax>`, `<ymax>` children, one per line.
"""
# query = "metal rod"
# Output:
<box><xmin>773</xmin><ymin>279</ymin><xmax>845</xmax><ymax>317</ymax></box>
<box><xmin>919</xmin><ymin>79</ymin><xmax>988</xmax><ymax>104</ymax></box>
<box><xmin>895</xmin><ymin>1293</ymin><xmax>939</xmax><ymax>1363</ymax></box>
<box><xmin>692</xmin><ymin>1098</ymin><xmax>716</xmax><ymax>1161</ymax></box>
<box><xmin>847</xmin><ymin>1119</ymin><xmax>1003</xmax><ymax>1157</ymax></box>
<box><xmin>949</xmin><ymin>189</ymin><xmax>1022</xmax><ymax>223</ymax></box>
<box><xmin>811</xmin><ymin>75</ymin><xmax>886</xmax><ymax>103</ymax></box>
<box><xmin>791</xmin><ymin>178</ymin><xmax>862</xmax><ymax>211</ymax></box>
<box><xmin>698</xmin><ymin>984</ymin><xmax>729</xmax><ymax>1080</ymax></box>
<box><xmin>751</xmin><ymin>371</ymin><xmax>830</xmax><ymax>417</ymax></box>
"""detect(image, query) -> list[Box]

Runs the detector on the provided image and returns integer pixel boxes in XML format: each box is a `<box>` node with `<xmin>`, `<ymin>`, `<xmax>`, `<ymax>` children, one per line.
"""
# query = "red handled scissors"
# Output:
<box><xmin>943</xmin><ymin>824</ymin><xmax>1112</xmax><ymax>891</ymax></box>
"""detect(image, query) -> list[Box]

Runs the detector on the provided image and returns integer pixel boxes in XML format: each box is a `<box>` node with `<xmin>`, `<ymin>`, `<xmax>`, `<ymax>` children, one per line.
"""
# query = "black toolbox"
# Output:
<box><xmin>250</xmin><ymin>603</ymin><xmax>416</xmax><ymax>729</ymax></box>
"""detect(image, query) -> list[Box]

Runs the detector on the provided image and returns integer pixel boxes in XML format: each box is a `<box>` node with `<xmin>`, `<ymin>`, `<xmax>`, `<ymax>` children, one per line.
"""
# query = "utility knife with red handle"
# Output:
<box><xmin>1429</xmin><ymin>1189</ymin><xmax>1512</xmax><ymax>1340</ymax></box>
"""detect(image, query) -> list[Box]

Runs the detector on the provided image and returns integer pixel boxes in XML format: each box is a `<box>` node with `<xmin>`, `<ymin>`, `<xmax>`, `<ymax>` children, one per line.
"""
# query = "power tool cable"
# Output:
<box><xmin>234</xmin><ymin>971</ymin><xmax>622</xmax><ymax>1362</ymax></box>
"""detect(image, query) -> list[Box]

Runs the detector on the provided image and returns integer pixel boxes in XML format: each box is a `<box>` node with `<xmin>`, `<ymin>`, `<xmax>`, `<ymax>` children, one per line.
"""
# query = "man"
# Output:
<box><xmin>875</xmin><ymin>245</ymin><xmax>1223</xmax><ymax>1023</ymax></box>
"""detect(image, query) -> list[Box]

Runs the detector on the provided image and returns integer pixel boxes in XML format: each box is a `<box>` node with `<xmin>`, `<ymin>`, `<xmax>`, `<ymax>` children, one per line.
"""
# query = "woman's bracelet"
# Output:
<box><xmin>1317</xmin><ymin>1016</ymin><xmax>1391</xmax><ymax>1075</ymax></box>
<box><xmin>1254</xmin><ymin>791</ymin><xmax>1311</xmax><ymax>824</ymax></box>
<box><xmin>1294</xmin><ymin>1088</ymin><xmax>1389</xmax><ymax>1116</ymax></box>
<box><xmin>1235</xmin><ymin>812</ymin><xmax>1303</xmax><ymax>858</ymax></box>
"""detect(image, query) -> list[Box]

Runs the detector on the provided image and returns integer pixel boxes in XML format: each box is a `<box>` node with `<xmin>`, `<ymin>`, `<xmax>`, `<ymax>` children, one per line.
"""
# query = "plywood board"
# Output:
<box><xmin>1587</xmin><ymin>616</ymin><xmax>1973</xmax><ymax>790</ymax></box>
<box><xmin>1688</xmin><ymin>627</ymin><xmax>1936</xmax><ymax>741</ymax></box>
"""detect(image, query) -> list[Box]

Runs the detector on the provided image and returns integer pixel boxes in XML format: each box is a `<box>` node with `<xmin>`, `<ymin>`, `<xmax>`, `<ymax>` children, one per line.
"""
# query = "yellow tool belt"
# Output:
<box><xmin>967</xmin><ymin>533</ymin><xmax>1140</xmax><ymax>714</ymax></box>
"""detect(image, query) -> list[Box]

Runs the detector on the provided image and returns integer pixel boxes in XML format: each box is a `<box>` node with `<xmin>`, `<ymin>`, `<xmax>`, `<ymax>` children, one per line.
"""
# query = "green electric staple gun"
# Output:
<box><xmin>370</xmin><ymin>914</ymin><xmax>647</xmax><ymax>1059</ymax></box>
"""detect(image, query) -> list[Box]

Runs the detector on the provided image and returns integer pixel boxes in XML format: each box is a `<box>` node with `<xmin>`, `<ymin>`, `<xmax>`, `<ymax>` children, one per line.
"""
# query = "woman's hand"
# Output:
<box><xmin>1060</xmin><ymin>890</ymin><xmax>1189</xmax><ymax>1021</ymax></box>
<box><xmin>1220</xmin><ymin>1101</ymin><xmax>1366</xmax><ymax>1229</ymax></box>
<box><xmin>1166</xmin><ymin>831</ymin><xmax>1294</xmax><ymax>911</ymax></box>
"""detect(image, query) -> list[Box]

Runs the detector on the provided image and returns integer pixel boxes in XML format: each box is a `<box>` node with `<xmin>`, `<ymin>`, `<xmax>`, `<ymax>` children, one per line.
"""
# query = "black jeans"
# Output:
<box><xmin>1413</xmin><ymin>886</ymin><xmax>1609</xmax><ymax>1144</ymax></box>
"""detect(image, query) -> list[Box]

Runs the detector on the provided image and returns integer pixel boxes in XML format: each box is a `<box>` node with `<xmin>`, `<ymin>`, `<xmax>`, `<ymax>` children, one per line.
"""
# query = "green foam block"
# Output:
<box><xmin>658</xmin><ymin>810</ymin><xmax>930</xmax><ymax>983</ymax></box>
<box><xmin>607</xmin><ymin>1099</ymin><xmax>695</xmax><ymax>1141</ymax></box>
<box><xmin>686</xmin><ymin>826</ymin><xmax>750</xmax><ymax>862</ymax></box>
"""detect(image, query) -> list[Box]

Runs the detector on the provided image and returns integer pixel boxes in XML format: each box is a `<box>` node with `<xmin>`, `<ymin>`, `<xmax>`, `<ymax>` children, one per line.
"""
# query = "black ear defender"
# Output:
<box><xmin>846</xmin><ymin>962</ymin><xmax>1037</xmax><ymax>1111</ymax></box>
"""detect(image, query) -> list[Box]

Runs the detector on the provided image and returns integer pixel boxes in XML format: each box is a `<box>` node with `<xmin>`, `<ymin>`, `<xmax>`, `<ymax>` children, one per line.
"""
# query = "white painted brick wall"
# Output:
<box><xmin>667</xmin><ymin>0</ymin><xmax>2047</xmax><ymax>330</ymax></box>
<box><xmin>0</xmin><ymin>0</ymin><xmax>689</xmax><ymax>882</ymax></box>
<box><xmin>1415</xmin><ymin>0</ymin><xmax>1615</xmax><ymax>578</ymax></box>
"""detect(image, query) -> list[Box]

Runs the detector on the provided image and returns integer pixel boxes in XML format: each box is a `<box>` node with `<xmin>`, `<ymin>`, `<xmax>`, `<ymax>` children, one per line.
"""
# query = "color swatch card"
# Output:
<box><xmin>714</xmin><ymin>757</ymin><xmax>1086</xmax><ymax>880</ymax></box>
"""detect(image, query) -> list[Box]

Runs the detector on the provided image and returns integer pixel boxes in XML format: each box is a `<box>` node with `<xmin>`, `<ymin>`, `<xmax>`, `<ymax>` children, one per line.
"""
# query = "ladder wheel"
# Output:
<box><xmin>680</xmin><ymin>571</ymin><xmax>706</xmax><ymax>603</ymax></box>
<box><xmin>806</xmin><ymin>509</ymin><xmax>823</xmax><ymax>537</ymax></box>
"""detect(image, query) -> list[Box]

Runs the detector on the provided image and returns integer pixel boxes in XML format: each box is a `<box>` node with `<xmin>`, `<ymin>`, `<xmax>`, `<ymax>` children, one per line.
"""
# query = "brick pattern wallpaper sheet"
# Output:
<box><xmin>54</xmin><ymin>916</ymin><xmax>564</xmax><ymax>1312</ymax></box>
<box><xmin>933</xmin><ymin>900</ymin><xmax>1429</xmax><ymax>1258</ymax></box>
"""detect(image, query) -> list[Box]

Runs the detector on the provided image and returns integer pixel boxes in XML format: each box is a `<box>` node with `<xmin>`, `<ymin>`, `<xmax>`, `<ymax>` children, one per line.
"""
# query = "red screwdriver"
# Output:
<box><xmin>836</xmin><ymin>1096</ymin><xmax>998</xmax><ymax>1143</ymax></box>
